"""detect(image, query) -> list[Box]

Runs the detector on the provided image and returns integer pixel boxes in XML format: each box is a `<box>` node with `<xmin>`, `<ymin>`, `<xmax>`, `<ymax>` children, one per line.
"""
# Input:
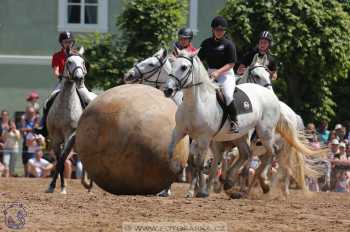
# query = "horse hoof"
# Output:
<box><xmin>185</xmin><ymin>191</ymin><xmax>195</xmax><ymax>198</ymax></box>
<box><xmin>60</xmin><ymin>188</ymin><xmax>67</xmax><ymax>194</ymax></box>
<box><xmin>157</xmin><ymin>189</ymin><xmax>171</xmax><ymax>197</ymax></box>
<box><xmin>261</xmin><ymin>183</ymin><xmax>270</xmax><ymax>194</ymax></box>
<box><xmin>45</xmin><ymin>187</ymin><xmax>55</xmax><ymax>193</ymax></box>
<box><xmin>196</xmin><ymin>191</ymin><xmax>209</xmax><ymax>198</ymax></box>
<box><xmin>230</xmin><ymin>192</ymin><xmax>244</xmax><ymax>199</ymax></box>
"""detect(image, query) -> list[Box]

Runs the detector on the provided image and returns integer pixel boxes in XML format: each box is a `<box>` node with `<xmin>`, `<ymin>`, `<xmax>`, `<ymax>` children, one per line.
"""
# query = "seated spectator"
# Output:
<box><xmin>334</xmin><ymin>124</ymin><xmax>346</xmax><ymax>141</ymax></box>
<box><xmin>24</xmin><ymin>131</ymin><xmax>45</xmax><ymax>177</ymax></box>
<box><xmin>347</xmin><ymin>144</ymin><xmax>350</xmax><ymax>158</ymax></box>
<box><xmin>334</xmin><ymin>170</ymin><xmax>349</xmax><ymax>192</ymax></box>
<box><xmin>248</xmin><ymin>155</ymin><xmax>260</xmax><ymax>186</ymax></box>
<box><xmin>335</xmin><ymin>143</ymin><xmax>348</xmax><ymax>160</ymax></box>
<box><xmin>329</xmin><ymin>139</ymin><xmax>339</xmax><ymax>160</ymax></box>
<box><xmin>328</xmin><ymin>130</ymin><xmax>337</xmax><ymax>145</ymax></box>
<box><xmin>318</xmin><ymin>121</ymin><xmax>330</xmax><ymax>145</ymax></box>
<box><xmin>306</xmin><ymin>123</ymin><xmax>317</xmax><ymax>135</ymax></box>
<box><xmin>2</xmin><ymin>120</ymin><xmax>21</xmax><ymax>177</ymax></box>
<box><xmin>27</xmin><ymin>149</ymin><xmax>54</xmax><ymax>178</ymax></box>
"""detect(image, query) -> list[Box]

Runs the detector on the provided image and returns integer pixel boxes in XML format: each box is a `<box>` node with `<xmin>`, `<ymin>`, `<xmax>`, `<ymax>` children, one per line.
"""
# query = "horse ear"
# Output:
<box><xmin>78</xmin><ymin>46</ymin><xmax>85</xmax><ymax>55</ymax></box>
<box><xmin>174</xmin><ymin>47</ymin><xmax>180</xmax><ymax>57</ymax></box>
<box><xmin>161</xmin><ymin>48</ymin><xmax>168</xmax><ymax>60</ymax></box>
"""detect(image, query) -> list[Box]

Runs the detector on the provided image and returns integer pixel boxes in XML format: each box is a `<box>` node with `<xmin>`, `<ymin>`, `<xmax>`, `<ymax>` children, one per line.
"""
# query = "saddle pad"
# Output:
<box><xmin>233</xmin><ymin>87</ymin><xmax>253</xmax><ymax>115</ymax></box>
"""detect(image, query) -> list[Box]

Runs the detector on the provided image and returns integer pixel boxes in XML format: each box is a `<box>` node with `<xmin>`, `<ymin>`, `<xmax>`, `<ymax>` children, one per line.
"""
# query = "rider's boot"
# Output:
<box><xmin>227</xmin><ymin>101</ymin><xmax>239</xmax><ymax>133</ymax></box>
<box><xmin>34</xmin><ymin>92</ymin><xmax>59</xmax><ymax>137</ymax></box>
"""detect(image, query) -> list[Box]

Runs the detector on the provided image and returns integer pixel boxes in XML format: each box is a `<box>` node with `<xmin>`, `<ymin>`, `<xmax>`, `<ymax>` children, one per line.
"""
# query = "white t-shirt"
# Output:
<box><xmin>3</xmin><ymin>130</ymin><xmax>20</xmax><ymax>151</ymax></box>
<box><xmin>28</xmin><ymin>158</ymin><xmax>50</xmax><ymax>177</ymax></box>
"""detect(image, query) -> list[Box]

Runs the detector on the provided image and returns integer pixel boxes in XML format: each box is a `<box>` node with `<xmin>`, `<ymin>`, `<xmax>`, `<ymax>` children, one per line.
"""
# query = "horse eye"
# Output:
<box><xmin>181</xmin><ymin>65</ymin><xmax>187</xmax><ymax>71</ymax></box>
<box><xmin>148</xmin><ymin>63</ymin><xmax>155</xmax><ymax>67</ymax></box>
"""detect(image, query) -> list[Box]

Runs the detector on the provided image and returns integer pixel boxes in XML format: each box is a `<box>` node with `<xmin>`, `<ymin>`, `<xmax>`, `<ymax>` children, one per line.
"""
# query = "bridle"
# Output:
<box><xmin>168</xmin><ymin>55</ymin><xmax>202</xmax><ymax>91</ymax></box>
<box><xmin>133</xmin><ymin>56</ymin><xmax>166</xmax><ymax>89</ymax></box>
<box><xmin>63</xmin><ymin>53</ymin><xmax>87</xmax><ymax>81</ymax></box>
<box><xmin>247</xmin><ymin>65</ymin><xmax>272</xmax><ymax>88</ymax></box>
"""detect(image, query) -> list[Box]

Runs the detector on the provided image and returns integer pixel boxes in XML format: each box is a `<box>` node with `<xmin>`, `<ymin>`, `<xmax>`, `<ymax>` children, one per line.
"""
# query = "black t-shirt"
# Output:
<box><xmin>239</xmin><ymin>47</ymin><xmax>277</xmax><ymax>71</ymax></box>
<box><xmin>198</xmin><ymin>37</ymin><xmax>237</xmax><ymax>69</ymax></box>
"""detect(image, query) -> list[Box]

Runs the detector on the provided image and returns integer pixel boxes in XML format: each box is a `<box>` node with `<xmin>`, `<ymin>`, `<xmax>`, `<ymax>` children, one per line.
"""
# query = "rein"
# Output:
<box><xmin>134</xmin><ymin>56</ymin><xmax>166</xmax><ymax>89</ymax></box>
<box><xmin>169</xmin><ymin>55</ymin><xmax>203</xmax><ymax>91</ymax></box>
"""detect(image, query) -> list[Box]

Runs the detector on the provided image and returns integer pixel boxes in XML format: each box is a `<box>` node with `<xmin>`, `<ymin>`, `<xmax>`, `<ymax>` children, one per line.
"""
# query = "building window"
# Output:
<box><xmin>58</xmin><ymin>0</ymin><xmax>108</xmax><ymax>33</ymax></box>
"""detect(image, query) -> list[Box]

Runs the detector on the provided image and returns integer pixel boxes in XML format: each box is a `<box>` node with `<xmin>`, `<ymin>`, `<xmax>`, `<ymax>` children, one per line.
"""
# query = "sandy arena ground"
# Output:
<box><xmin>0</xmin><ymin>177</ymin><xmax>350</xmax><ymax>232</ymax></box>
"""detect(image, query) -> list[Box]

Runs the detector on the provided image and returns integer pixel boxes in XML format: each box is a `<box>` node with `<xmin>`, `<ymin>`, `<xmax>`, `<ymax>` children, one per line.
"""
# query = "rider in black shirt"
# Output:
<box><xmin>237</xmin><ymin>31</ymin><xmax>278</xmax><ymax>80</ymax></box>
<box><xmin>198</xmin><ymin>16</ymin><xmax>239</xmax><ymax>133</ymax></box>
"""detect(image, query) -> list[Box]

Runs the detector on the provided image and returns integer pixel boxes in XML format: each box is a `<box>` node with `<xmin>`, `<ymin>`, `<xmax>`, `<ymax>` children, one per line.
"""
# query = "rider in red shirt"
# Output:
<box><xmin>35</xmin><ymin>31</ymin><xmax>92</xmax><ymax>137</ymax></box>
<box><xmin>173</xmin><ymin>27</ymin><xmax>197</xmax><ymax>55</ymax></box>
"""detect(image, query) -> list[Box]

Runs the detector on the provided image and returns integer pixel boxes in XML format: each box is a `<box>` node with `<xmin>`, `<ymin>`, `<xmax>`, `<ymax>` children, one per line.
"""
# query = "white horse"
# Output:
<box><xmin>124</xmin><ymin>48</ymin><xmax>183</xmax><ymax>105</ymax></box>
<box><xmin>164</xmin><ymin>50</ymin><xmax>318</xmax><ymax>198</ymax></box>
<box><xmin>237</xmin><ymin>64</ymin><xmax>325</xmax><ymax>195</ymax></box>
<box><xmin>46</xmin><ymin>49</ymin><xmax>96</xmax><ymax>194</ymax></box>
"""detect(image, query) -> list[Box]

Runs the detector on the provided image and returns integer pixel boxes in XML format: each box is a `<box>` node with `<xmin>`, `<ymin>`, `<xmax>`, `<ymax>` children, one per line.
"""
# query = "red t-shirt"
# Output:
<box><xmin>51</xmin><ymin>49</ymin><xmax>67</xmax><ymax>75</ymax></box>
<box><xmin>185</xmin><ymin>43</ymin><xmax>197</xmax><ymax>53</ymax></box>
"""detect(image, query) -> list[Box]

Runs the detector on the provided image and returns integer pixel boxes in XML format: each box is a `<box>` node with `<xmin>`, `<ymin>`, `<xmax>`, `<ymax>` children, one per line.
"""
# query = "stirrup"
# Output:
<box><xmin>230</xmin><ymin>121</ymin><xmax>239</xmax><ymax>133</ymax></box>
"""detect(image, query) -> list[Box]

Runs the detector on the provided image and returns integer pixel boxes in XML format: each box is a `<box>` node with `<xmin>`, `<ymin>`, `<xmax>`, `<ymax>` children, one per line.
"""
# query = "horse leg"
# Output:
<box><xmin>194</xmin><ymin>139</ymin><xmax>210</xmax><ymax>198</ymax></box>
<box><xmin>223</xmin><ymin>138</ymin><xmax>250</xmax><ymax>199</ymax></box>
<box><xmin>59</xmin><ymin>132</ymin><xmax>76</xmax><ymax>194</ymax></box>
<box><xmin>249</xmin><ymin>128</ymin><xmax>277</xmax><ymax>195</ymax></box>
<box><xmin>46</xmin><ymin>142</ymin><xmax>61</xmax><ymax>193</ymax></box>
<box><xmin>185</xmin><ymin>142</ymin><xmax>198</xmax><ymax>198</ymax></box>
<box><xmin>208</xmin><ymin>142</ymin><xmax>225</xmax><ymax>193</ymax></box>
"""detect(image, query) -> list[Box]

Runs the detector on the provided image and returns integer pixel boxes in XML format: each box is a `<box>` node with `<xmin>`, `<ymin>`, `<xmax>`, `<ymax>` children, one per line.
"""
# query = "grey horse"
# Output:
<box><xmin>45</xmin><ymin>49</ymin><xmax>96</xmax><ymax>194</ymax></box>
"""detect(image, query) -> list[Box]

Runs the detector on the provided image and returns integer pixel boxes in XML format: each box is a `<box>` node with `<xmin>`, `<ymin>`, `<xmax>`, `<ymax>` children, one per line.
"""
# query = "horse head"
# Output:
<box><xmin>124</xmin><ymin>48</ymin><xmax>169</xmax><ymax>87</ymax></box>
<box><xmin>164</xmin><ymin>49</ymin><xmax>200</xmax><ymax>97</ymax></box>
<box><xmin>247</xmin><ymin>64</ymin><xmax>272</xmax><ymax>89</ymax></box>
<box><xmin>62</xmin><ymin>47</ymin><xmax>87</xmax><ymax>83</ymax></box>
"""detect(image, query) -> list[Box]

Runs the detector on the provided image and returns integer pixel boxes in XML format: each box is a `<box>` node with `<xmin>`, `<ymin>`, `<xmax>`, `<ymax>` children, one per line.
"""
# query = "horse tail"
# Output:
<box><xmin>275</xmin><ymin>113</ymin><xmax>325</xmax><ymax>156</ymax></box>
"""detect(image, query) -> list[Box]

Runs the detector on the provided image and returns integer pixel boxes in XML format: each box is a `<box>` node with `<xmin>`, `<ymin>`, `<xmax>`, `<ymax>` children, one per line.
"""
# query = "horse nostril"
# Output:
<box><xmin>164</xmin><ymin>88</ymin><xmax>173</xmax><ymax>97</ymax></box>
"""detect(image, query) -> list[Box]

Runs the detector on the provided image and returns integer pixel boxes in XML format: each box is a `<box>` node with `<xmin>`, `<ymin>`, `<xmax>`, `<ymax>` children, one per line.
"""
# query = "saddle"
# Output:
<box><xmin>215</xmin><ymin>87</ymin><xmax>253</xmax><ymax>115</ymax></box>
<box><xmin>215</xmin><ymin>87</ymin><xmax>253</xmax><ymax>134</ymax></box>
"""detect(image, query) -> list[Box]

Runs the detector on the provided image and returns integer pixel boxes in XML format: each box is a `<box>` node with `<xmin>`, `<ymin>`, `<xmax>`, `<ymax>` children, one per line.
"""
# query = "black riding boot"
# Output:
<box><xmin>227</xmin><ymin>101</ymin><xmax>239</xmax><ymax>133</ymax></box>
<box><xmin>34</xmin><ymin>93</ymin><xmax>58</xmax><ymax>137</ymax></box>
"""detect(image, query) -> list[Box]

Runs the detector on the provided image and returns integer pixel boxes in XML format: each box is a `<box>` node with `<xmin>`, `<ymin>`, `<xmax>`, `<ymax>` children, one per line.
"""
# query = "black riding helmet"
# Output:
<box><xmin>211</xmin><ymin>16</ymin><xmax>228</xmax><ymax>28</ymax></box>
<box><xmin>259</xmin><ymin>31</ymin><xmax>273</xmax><ymax>46</ymax></box>
<box><xmin>59</xmin><ymin>31</ymin><xmax>75</xmax><ymax>44</ymax></box>
<box><xmin>178</xmin><ymin>27</ymin><xmax>193</xmax><ymax>41</ymax></box>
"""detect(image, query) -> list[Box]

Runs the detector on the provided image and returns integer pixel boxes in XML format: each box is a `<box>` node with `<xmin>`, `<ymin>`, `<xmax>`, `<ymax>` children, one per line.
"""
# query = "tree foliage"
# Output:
<box><xmin>220</xmin><ymin>0</ymin><xmax>350</xmax><ymax>123</ymax></box>
<box><xmin>78</xmin><ymin>0</ymin><xmax>187</xmax><ymax>90</ymax></box>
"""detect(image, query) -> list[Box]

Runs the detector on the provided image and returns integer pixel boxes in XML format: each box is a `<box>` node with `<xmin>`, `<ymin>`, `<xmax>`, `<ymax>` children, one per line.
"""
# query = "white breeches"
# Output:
<box><xmin>208</xmin><ymin>68</ymin><xmax>236</xmax><ymax>105</ymax></box>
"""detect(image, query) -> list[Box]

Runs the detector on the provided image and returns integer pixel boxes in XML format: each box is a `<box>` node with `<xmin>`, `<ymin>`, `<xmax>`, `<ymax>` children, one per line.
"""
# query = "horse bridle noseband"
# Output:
<box><xmin>247</xmin><ymin>65</ymin><xmax>272</xmax><ymax>88</ymax></box>
<box><xmin>168</xmin><ymin>55</ymin><xmax>202</xmax><ymax>90</ymax></box>
<box><xmin>133</xmin><ymin>56</ymin><xmax>166</xmax><ymax>89</ymax></box>
<box><xmin>63</xmin><ymin>53</ymin><xmax>87</xmax><ymax>81</ymax></box>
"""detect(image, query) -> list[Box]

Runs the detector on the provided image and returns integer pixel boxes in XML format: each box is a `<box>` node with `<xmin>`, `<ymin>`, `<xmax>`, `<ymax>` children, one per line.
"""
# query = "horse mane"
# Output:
<box><xmin>177</xmin><ymin>50</ymin><xmax>218</xmax><ymax>92</ymax></box>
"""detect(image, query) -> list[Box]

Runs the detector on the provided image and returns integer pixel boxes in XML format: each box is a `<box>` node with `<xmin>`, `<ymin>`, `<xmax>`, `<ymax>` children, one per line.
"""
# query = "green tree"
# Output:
<box><xmin>220</xmin><ymin>0</ymin><xmax>350</xmax><ymax>123</ymax></box>
<box><xmin>78</xmin><ymin>0</ymin><xmax>187</xmax><ymax>90</ymax></box>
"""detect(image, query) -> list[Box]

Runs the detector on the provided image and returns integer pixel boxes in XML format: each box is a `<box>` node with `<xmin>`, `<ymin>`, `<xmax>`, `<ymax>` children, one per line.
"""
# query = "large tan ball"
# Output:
<box><xmin>75</xmin><ymin>84</ymin><xmax>189</xmax><ymax>195</ymax></box>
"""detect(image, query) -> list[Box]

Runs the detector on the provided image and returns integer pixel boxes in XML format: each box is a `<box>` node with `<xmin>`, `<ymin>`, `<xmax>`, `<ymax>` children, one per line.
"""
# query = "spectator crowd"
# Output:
<box><xmin>0</xmin><ymin>91</ymin><xmax>83</xmax><ymax>179</ymax></box>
